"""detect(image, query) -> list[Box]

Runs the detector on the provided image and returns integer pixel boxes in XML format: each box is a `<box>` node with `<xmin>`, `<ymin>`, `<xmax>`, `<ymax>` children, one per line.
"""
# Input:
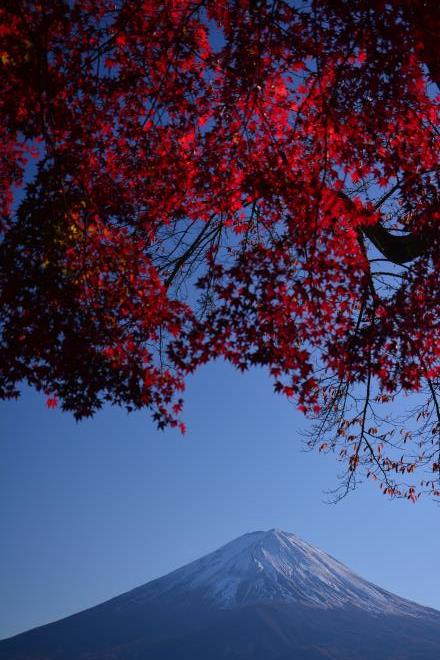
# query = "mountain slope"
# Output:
<box><xmin>1</xmin><ymin>529</ymin><xmax>439</xmax><ymax>659</ymax></box>
<box><xmin>125</xmin><ymin>528</ymin><xmax>429</xmax><ymax>614</ymax></box>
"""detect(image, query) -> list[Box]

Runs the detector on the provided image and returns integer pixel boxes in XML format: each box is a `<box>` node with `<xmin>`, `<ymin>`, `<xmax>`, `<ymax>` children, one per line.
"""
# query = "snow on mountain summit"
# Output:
<box><xmin>2</xmin><ymin>529</ymin><xmax>440</xmax><ymax>660</ymax></box>
<box><xmin>121</xmin><ymin>529</ymin><xmax>428</xmax><ymax>617</ymax></box>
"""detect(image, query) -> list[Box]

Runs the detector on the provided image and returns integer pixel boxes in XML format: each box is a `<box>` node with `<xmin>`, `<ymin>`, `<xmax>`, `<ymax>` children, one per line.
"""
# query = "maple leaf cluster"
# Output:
<box><xmin>0</xmin><ymin>0</ymin><xmax>439</xmax><ymax>498</ymax></box>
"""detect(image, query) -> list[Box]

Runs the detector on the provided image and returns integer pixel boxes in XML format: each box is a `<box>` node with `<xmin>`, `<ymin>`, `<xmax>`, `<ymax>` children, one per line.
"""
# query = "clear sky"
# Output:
<box><xmin>1</xmin><ymin>360</ymin><xmax>440</xmax><ymax>640</ymax></box>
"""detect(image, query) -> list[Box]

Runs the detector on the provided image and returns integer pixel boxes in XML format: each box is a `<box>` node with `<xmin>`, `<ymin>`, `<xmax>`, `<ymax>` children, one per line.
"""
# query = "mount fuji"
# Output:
<box><xmin>1</xmin><ymin>529</ymin><xmax>440</xmax><ymax>659</ymax></box>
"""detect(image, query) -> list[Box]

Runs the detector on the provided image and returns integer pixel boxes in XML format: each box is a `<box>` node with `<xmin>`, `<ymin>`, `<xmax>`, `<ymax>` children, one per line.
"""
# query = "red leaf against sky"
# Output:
<box><xmin>0</xmin><ymin>0</ymin><xmax>439</xmax><ymax>499</ymax></box>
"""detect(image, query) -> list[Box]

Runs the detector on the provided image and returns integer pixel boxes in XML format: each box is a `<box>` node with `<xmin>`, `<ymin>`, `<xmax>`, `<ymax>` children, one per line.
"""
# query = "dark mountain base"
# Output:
<box><xmin>2</xmin><ymin>601</ymin><xmax>440</xmax><ymax>660</ymax></box>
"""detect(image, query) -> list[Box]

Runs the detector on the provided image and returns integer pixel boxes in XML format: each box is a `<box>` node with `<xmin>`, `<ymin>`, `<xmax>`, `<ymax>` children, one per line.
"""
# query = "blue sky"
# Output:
<box><xmin>1</xmin><ymin>359</ymin><xmax>439</xmax><ymax>639</ymax></box>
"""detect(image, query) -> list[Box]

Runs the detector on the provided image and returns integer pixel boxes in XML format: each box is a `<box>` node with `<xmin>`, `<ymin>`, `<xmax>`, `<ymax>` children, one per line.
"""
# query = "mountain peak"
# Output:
<box><xmin>119</xmin><ymin>529</ymin><xmax>427</xmax><ymax>617</ymax></box>
<box><xmin>3</xmin><ymin>530</ymin><xmax>440</xmax><ymax>660</ymax></box>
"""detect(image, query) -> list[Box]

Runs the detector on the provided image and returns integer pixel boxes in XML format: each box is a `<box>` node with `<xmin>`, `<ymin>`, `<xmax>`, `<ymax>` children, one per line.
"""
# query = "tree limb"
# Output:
<box><xmin>362</xmin><ymin>223</ymin><xmax>428</xmax><ymax>265</ymax></box>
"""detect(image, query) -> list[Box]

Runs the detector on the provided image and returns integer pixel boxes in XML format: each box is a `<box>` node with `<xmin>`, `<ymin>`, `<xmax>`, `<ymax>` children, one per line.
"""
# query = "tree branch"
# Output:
<box><xmin>362</xmin><ymin>223</ymin><xmax>428</xmax><ymax>265</ymax></box>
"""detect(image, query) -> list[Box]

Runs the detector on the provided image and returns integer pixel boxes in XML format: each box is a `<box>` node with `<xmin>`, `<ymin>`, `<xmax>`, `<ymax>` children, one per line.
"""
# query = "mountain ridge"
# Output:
<box><xmin>1</xmin><ymin>529</ymin><xmax>439</xmax><ymax>660</ymax></box>
<box><xmin>111</xmin><ymin>528</ymin><xmax>436</xmax><ymax>616</ymax></box>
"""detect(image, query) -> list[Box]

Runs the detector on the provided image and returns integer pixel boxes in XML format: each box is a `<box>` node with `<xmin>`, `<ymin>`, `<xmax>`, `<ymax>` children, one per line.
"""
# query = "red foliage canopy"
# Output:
<box><xmin>1</xmin><ymin>0</ymin><xmax>439</xmax><ymax>499</ymax></box>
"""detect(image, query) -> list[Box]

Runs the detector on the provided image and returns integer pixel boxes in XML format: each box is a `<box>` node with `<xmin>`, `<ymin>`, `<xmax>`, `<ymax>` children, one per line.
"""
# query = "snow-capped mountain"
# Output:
<box><xmin>1</xmin><ymin>529</ymin><xmax>440</xmax><ymax>660</ymax></box>
<box><xmin>121</xmin><ymin>528</ymin><xmax>426</xmax><ymax>616</ymax></box>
